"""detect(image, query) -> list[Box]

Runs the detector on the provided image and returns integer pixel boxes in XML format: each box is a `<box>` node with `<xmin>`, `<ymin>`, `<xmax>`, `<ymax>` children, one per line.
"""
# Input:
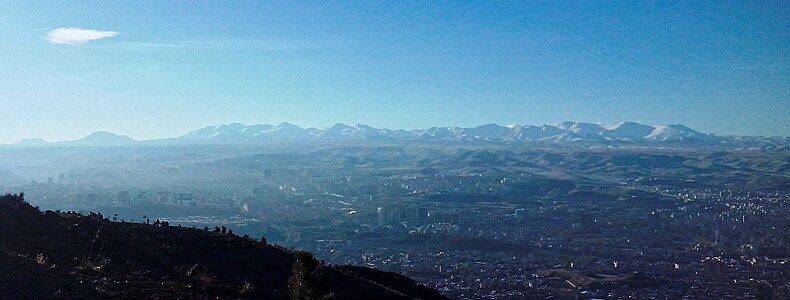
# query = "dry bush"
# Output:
<box><xmin>35</xmin><ymin>253</ymin><xmax>47</xmax><ymax>265</ymax></box>
<box><xmin>78</xmin><ymin>256</ymin><xmax>110</xmax><ymax>271</ymax></box>
<box><xmin>240</xmin><ymin>280</ymin><xmax>252</xmax><ymax>293</ymax></box>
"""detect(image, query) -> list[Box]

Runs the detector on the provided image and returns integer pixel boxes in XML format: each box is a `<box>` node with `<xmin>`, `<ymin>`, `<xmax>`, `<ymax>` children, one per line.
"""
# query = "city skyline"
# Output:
<box><xmin>1</xmin><ymin>1</ymin><xmax>788</xmax><ymax>143</ymax></box>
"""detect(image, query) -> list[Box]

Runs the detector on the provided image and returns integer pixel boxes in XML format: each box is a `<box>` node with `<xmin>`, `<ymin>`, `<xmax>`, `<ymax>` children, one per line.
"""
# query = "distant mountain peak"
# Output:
<box><xmin>276</xmin><ymin>122</ymin><xmax>300</xmax><ymax>128</ymax></box>
<box><xmin>556</xmin><ymin>121</ymin><xmax>576</xmax><ymax>128</ymax></box>
<box><xmin>355</xmin><ymin>124</ymin><xmax>375</xmax><ymax>130</ymax></box>
<box><xmin>607</xmin><ymin>121</ymin><xmax>650</xmax><ymax>130</ymax></box>
<box><xmin>13</xmin><ymin>138</ymin><xmax>48</xmax><ymax>146</ymax></box>
<box><xmin>556</xmin><ymin>122</ymin><xmax>606</xmax><ymax>137</ymax></box>
<box><xmin>329</xmin><ymin>123</ymin><xmax>353</xmax><ymax>130</ymax></box>
<box><xmin>79</xmin><ymin>131</ymin><xmax>135</xmax><ymax>143</ymax></box>
<box><xmin>602</xmin><ymin>122</ymin><xmax>656</xmax><ymax>140</ymax></box>
<box><xmin>217</xmin><ymin>123</ymin><xmax>247</xmax><ymax>130</ymax></box>
<box><xmin>84</xmin><ymin>131</ymin><xmax>127</xmax><ymax>137</ymax></box>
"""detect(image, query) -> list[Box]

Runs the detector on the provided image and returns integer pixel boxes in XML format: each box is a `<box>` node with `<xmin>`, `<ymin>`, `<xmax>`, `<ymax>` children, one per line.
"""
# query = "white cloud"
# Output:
<box><xmin>47</xmin><ymin>27</ymin><xmax>118</xmax><ymax>45</ymax></box>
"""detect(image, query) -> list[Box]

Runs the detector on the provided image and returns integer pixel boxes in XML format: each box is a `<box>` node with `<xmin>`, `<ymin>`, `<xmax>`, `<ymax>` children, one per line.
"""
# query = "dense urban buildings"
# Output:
<box><xmin>4</xmin><ymin>141</ymin><xmax>787</xmax><ymax>299</ymax></box>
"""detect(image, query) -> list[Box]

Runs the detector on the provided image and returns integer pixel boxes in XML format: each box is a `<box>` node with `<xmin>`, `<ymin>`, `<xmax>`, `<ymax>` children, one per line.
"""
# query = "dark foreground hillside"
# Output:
<box><xmin>0</xmin><ymin>194</ymin><xmax>447</xmax><ymax>300</ymax></box>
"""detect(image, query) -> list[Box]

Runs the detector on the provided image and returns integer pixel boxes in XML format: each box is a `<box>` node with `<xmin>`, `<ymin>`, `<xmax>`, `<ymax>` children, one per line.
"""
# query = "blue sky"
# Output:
<box><xmin>0</xmin><ymin>1</ymin><xmax>787</xmax><ymax>142</ymax></box>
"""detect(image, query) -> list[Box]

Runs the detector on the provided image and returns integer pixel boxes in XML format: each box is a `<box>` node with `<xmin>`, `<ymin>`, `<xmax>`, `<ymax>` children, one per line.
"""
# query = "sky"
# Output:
<box><xmin>0</xmin><ymin>1</ymin><xmax>788</xmax><ymax>143</ymax></box>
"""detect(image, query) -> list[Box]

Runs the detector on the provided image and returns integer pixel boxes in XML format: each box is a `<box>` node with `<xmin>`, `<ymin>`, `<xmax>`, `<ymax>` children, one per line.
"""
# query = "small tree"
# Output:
<box><xmin>288</xmin><ymin>251</ymin><xmax>334</xmax><ymax>300</ymax></box>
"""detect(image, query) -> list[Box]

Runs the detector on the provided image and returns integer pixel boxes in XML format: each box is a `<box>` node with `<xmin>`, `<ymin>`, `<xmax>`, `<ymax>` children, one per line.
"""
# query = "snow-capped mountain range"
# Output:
<box><xmin>7</xmin><ymin>121</ymin><xmax>788</xmax><ymax>148</ymax></box>
<box><xmin>175</xmin><ymin>121</ymin><xmax>786</xmax><ymax>146</ymax></box>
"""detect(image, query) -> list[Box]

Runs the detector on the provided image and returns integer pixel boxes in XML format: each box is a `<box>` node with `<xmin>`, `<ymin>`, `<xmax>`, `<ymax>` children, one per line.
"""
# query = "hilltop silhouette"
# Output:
<box><xmin>0</xmin><ymin>194</ymin><xmax>447</xmax><ymax>300</ymax></box>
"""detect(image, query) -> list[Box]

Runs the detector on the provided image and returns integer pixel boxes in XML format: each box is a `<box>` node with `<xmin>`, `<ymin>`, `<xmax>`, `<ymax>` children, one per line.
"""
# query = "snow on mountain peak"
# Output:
<box><xmin>602</xmin><ymin>122</ymin><xmax>656</xmax><ymax>140</ymax></box>
<box><xmin>645</xmin><ymin>124</ymin><xmax>706</xmax><ymax>141</ymax></box>
<box><xmin>556</xmin><ymin>122</ymin><xmax>606</xmax><ymax>137</ymax></box>
<box><xmin>162</xmin><ymin>121</ymin><xmax>750</xmax><ymax>146</ymax></box>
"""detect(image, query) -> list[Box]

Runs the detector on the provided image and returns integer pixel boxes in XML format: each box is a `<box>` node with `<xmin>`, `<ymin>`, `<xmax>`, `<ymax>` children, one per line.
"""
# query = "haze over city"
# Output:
<box><xmin>1</xmin><ymin>1</ymin><xmax>788</xmax><ymax>144</ymax></box>
<box><xmin>1</xmin><ymin>2</ymin><xmax>789</xmax><ymax>299</ymax></box>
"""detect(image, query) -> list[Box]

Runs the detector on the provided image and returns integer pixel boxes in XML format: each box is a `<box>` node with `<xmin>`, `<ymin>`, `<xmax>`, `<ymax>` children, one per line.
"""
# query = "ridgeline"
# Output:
<box><xmin>0</xmin><ymin>194</ymin><xmax>447</xmax><ymax>300</ymax></box>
